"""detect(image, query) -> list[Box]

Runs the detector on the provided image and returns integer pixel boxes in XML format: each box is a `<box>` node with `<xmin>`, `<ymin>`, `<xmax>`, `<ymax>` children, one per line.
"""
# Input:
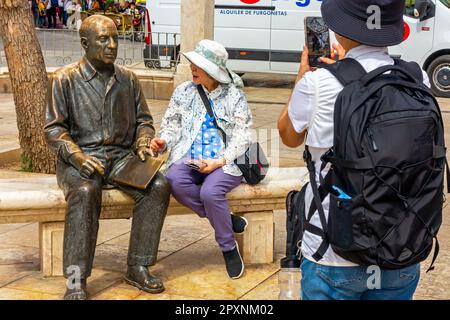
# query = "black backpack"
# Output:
<box><xmin>304</xmin><ymin>58</ymin><xmax>450</xmax><ymax>271</ymax></box>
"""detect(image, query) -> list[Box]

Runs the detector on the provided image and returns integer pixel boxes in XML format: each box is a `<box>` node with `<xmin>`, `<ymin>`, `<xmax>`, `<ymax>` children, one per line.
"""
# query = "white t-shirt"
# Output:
<box><xmin>288</xmin><ymin>45</ymin><xmax>430</xmax><ymax>267</ymax></box>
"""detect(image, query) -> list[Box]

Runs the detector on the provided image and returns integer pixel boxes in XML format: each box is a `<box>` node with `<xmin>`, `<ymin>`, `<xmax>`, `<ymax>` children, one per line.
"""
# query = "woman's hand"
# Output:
<box><xmin>198</xmin><ymin>158</ymin><xmax>226</xmax><ymax>174</ymax></box>
<box><xmin>319</xmin><ymin>43</ymin><xmax>346</xmax><ymax>65</ymax></box>
<box><xmin>150</xmin><ymin>138</ymin><xmax>167</xmax><ymax>154</ymax></box>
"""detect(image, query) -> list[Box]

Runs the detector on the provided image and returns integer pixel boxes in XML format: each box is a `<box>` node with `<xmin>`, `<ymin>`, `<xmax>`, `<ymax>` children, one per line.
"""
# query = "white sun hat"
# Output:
<box><xmin>182</xmin><ymin>39</ymin><xmax>244</xmax><ymax>87</ymax></box>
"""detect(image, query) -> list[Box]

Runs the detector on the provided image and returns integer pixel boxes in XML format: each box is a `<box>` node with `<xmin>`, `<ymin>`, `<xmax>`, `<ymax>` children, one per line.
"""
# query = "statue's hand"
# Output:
<box><xmin>69</xmin><ymin>152</ymin><xmax>105</xmax><ymax>178</ymax></box>
<box><xmin>137</xmin><ymin>146</ymin><xmax>154</xmax><ymax>161</ymax></box>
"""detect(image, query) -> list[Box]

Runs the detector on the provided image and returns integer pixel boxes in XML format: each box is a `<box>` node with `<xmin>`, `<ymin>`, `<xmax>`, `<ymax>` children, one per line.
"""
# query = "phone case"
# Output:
<box><xmin>304</xmin><ymin>16</ymin><xmax>331</xmax><ymax>67</ymax></box>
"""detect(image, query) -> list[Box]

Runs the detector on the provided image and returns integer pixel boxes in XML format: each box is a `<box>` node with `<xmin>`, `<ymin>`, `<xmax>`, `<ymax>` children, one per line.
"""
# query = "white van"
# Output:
<box><xmin>146</xmin><ymin>0</ymin><xmax>450</xmax><ymax>97</ymax></box>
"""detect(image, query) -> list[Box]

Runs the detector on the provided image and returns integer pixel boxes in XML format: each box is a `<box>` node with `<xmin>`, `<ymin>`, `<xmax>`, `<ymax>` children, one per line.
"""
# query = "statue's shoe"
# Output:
<box><xmin>64</xmin><ymin>280</ymin><xmax>87</xmax><ymax>300</ymax></box>
<box><xmin>124</xmin><ymin>265</ymin><xmax>165</xmax><ymax>294</ymax></box>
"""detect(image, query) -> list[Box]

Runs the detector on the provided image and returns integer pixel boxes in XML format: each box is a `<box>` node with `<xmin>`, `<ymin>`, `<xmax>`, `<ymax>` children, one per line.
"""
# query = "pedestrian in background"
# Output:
<box><xmin>58</xmin><ymin>0</ymin><xmax>65</xmax><ymax>26</ymax></box>
<box><xmin>31</xmin><ymin>0</ymin><xmax>40</xmax><ymax>27</ymax></box>
<box><xmin>38</xmin><ymin>0</ymin><xmax>47</xmax><ymax>28</ymax></box>
<box><xmin>46</xmin><ymin>0</ymin><xmax>58</xmax><ymax>28</ymax></box>
<box><xmin>63</xmin><ymin>0</ymin><xmax>72</xmax><ymax>28</ymax></box>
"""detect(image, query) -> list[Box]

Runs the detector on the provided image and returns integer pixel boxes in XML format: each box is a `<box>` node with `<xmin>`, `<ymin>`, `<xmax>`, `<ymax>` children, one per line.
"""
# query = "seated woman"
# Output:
<box><xmin>150</xmin><ymin>39</ymin><xmax>253</xmax><ymax>279</ymax></box>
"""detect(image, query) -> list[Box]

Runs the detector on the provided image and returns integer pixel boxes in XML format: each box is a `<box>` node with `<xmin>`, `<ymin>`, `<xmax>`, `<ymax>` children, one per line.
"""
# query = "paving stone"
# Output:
<box><xmin>0</xmin><ymin>287</ymin><xmax>59</xmax><ymax>300</ymax></box>
<box><xmin>414</xmin><ymin>251</ymin><xmax>450</xmax><ymax>300</ymax></box>
<box><xmin>0</xmin><ymin>264</ymin><xmax>38</xmax><ymax>288</ymax></box>
<box><xmin>5</xmin><ymin>268</ymin><xmax>123</xmax><ymax>299</ymax></box>
<box><xmin>239</xmin><ymin>273</ymin><xmax>280</xmax><ymax>300</ymax></box>
<box><xmin>104</xmin><ymin>214</ymin><xmax>212</xmax><ymax>252</ymax></box>
<box><xmin>94</xmin><ymin>243</ymin><xmax>175</xmax><ymax>273</ymax></box>
<box><xmin>96</xmin><ymin>219</ymin><xmax>133</xmax><ymax>245</ymax></box>
<box><xmin>92</xmin><ymin>283</ymin><xmax>142</xmax><ymax>300</ymax></box>
<box><xmin>147</xmin><ymin>235</ymin><xmax>280</xmax><ymax>300</ymax></box>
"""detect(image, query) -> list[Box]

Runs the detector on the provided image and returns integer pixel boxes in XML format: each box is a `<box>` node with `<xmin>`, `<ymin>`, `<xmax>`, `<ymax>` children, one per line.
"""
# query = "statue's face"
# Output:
<box><xmin>83</xmin><ymin>20</ymin><xmax>118</xmax><ymax>69</ymax></box>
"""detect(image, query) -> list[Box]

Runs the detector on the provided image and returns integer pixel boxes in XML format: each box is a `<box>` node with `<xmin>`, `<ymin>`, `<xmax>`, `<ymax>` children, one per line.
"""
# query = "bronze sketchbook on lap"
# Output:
<box><xmin>111</xmin><ymin>152</ymin><xmax>169</xmax><ymax>190</ymax></box>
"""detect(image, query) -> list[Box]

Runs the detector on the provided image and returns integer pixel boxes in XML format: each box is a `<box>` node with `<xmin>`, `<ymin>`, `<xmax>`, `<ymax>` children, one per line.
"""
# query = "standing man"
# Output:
<box><xmin>45</xmin><ymin>15</ymin><xmax>170</xmax><ymax>300</ymax></box>
<box><xmin>31</xmin><ymin>0</ymin><xmax>40</xmax><ymax>27</ymax></box>
<box><xmin>278</xmin><ymin>0</ymin><xmax>432</xmax><ymax>300</ymax></box>
<box><xmin>58</xmin><ymin>0</ymin><xmax>65</xmax><ymax>26</ymax></box>
<box><xmin>46</xmin><ymin>0</ymin><xmax>58</xmax><ymax>28</ymax></box>
<box><xmin>63</xmin><ymin>0</ymin><xmax>73</xmax><ymax>28</ymax></box>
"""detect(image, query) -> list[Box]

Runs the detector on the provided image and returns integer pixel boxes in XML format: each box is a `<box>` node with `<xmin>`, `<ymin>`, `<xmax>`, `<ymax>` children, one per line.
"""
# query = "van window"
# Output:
<box><xmin>440</xmin><ymin>0</ymin><xmax>450</xmax><ymax>8</ymax></box>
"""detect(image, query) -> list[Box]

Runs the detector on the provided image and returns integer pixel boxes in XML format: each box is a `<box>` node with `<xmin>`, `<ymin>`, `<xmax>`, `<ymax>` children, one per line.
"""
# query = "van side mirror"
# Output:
<box><xmin>413</xmin><ymin>0</ymin><xmax>430</xmax><ymax>19</ymax></box>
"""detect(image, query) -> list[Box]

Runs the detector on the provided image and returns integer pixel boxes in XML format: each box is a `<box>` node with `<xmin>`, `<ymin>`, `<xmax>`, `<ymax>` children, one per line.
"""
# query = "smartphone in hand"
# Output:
<box><xmin>184</xmin><ymin>159</ymin><xmax>204</xmax><ymax>171</ymax></box>
<box><xmin>304</xmin><ymin>16</ymin><xmax>331</xmax><ymax>67</ymax></box>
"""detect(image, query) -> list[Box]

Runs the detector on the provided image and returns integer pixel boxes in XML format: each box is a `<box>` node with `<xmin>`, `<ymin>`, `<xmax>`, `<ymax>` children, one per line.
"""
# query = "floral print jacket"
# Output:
<box><xmin>159</xmin><ymin>81</ymin><xmax>253</xmax><ymax>176</ymax></box>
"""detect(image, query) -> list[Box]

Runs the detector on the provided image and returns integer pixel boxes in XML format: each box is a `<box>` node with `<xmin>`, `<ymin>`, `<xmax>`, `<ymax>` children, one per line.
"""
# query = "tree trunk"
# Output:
<box><xmin>0</xmin><ymin>0</ymin><xmax>56</xmax><ymax>173</ymax></box>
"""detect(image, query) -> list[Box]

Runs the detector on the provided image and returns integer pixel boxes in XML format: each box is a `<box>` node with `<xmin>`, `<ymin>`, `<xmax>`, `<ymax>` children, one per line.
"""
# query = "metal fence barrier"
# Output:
<box><xmin>0</xmin><ymin>29</ymin><xmax>180</xmax><ymax>71</ymax></box>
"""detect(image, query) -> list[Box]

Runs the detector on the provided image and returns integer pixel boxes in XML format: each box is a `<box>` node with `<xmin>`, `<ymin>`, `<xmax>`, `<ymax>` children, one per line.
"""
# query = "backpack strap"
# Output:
<box><xmin>319</xmin><ymin>58</ymin><xmax>367</xmax><ymax>86</ymax></box>
<box><xmin>303</xmin><ymin>146</ymin><xmax>331</xmax><ymax>261</ymax></box>
<box><xmin>446</xmin><ymin>157</ymin><xmax>450</xmax><ymax>194</ymax></box>
<box><xmin>393</xmin><ymin>59</ymin><xmax>424</xmax><ymax>83</ymax></box>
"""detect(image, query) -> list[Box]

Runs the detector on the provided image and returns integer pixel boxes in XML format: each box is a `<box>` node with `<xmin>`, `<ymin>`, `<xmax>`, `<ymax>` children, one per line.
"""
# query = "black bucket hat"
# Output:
<box><xmin>321</xmin><ymin>0</ymin><xmax>405</xmax><ymax>47</ymax></box>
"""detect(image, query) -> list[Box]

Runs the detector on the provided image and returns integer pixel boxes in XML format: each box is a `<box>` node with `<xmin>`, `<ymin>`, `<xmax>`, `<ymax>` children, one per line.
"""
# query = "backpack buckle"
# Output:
<box><xmin>320</xmin><ymin>148</ymin><xmax>334</xmax><ymax>162</ymax></box>
<box><xmin>303</xmin><ymin>149</ymin><xmax>310</xmax><ymax>162</ymax></box>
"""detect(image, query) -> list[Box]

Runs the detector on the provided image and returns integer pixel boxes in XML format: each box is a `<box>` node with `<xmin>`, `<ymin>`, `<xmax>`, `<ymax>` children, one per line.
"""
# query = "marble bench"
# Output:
<box><xmin>0</xmin><ymin>167</ymin><xmax>307</xmax><ymax>277</ymax></box>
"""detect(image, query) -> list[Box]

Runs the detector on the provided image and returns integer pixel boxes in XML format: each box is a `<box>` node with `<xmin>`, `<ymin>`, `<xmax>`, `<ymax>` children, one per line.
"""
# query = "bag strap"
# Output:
<box><xmin>361</xmin><ymin>64</ymin><xmax>419</xmax><ymax>87</ymax></box>
<box><xmin>303</xmin><ymin>146</ymin><xmax>330</xmax><ymax>261</ymax></box>
<box><xmin>427</xmin><ymin>237</ymin><xmax>440</xmax><ymax>273</ymax></box>
<box><xmin>319</xmin><ymin>58</ymin><xmax>367</xmax><ymax>86</ymax></box>
<box><xmin>393</xmin><ymin>59</ymin><xmax>424</xmax><ymax>83</ymax></box>
<box><xmin>433</xmin><ymin>145</ymin><xmax>450</xmax><ymax>193</ymax></box>
<box><xmin>197</xmin><ymin>84</ymin><xmax>228</xmax><ymax>147</ymax></box>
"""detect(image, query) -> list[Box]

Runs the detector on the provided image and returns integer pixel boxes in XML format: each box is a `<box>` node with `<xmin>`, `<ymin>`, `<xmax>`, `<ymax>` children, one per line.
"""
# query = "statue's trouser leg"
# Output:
<box><xmin>115</xmin><ymin>172</ymin><xmax>170</xmax><ymax>266</ymax></box>
<box><xmin>56</xmin><ymin>160</ymin><xmax>103</xmax><ymax>279</ymax></box>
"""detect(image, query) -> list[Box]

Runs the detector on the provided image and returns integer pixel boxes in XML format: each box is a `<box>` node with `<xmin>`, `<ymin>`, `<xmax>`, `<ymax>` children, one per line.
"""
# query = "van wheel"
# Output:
<box><xmin>427</xmin><ymin>55</ymin><xmax>450</xmax><ymax>98</ymax></box>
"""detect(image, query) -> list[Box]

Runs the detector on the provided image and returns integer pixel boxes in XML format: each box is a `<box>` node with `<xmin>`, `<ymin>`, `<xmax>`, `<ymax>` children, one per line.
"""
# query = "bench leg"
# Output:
<box><xmin>39</xmin><ymin>222</ymin><xmax>64</xmax><ymax>277</ymax></box>
<box><xmin>235</xmin><ymin>210</ymin><xmax>274</xmax><ymax>264</ymax></box>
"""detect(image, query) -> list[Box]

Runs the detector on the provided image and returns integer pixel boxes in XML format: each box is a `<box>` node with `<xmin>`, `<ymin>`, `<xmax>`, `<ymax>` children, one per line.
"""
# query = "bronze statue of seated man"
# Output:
<box><xmin>44</xmin><ymin>15</ymin><xmax>170</xmax><ymax>300</ymax></box>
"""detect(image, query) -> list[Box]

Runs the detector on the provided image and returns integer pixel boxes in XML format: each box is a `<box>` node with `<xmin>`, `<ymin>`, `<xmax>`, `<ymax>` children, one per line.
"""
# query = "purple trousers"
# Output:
<box><xmin>166</xmin><ymin>159</ymin><xmax>243</xmax><ymax>252</ymax></box>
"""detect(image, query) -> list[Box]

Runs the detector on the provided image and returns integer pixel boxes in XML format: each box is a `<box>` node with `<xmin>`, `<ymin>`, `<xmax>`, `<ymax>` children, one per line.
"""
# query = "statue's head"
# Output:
<box><xmin>79</xmin><ymin>15</ymin><xmax>118</xmax><ymax>70</ymax></box>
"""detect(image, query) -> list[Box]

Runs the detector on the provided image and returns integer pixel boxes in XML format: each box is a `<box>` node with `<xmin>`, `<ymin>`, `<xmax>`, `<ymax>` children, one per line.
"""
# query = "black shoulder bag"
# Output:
<box><xmin>197</xmin><ymin>85</ymin><xmax>269</xmax><ymax>185</ymax></box>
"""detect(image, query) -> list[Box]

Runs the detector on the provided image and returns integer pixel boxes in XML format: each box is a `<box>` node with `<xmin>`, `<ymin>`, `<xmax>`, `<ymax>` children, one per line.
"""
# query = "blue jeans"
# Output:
<box><xmin>301</xmin><ymin>258</ymin><xmax>420</xmax><ymax>300</ymax></box>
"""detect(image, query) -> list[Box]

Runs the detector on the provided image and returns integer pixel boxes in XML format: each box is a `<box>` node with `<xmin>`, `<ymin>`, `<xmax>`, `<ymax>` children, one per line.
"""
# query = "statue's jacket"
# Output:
<box><xmin>44</xmin><ymin>57</ymin><xmax>155</xmax><ymax>163</ymax></box>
